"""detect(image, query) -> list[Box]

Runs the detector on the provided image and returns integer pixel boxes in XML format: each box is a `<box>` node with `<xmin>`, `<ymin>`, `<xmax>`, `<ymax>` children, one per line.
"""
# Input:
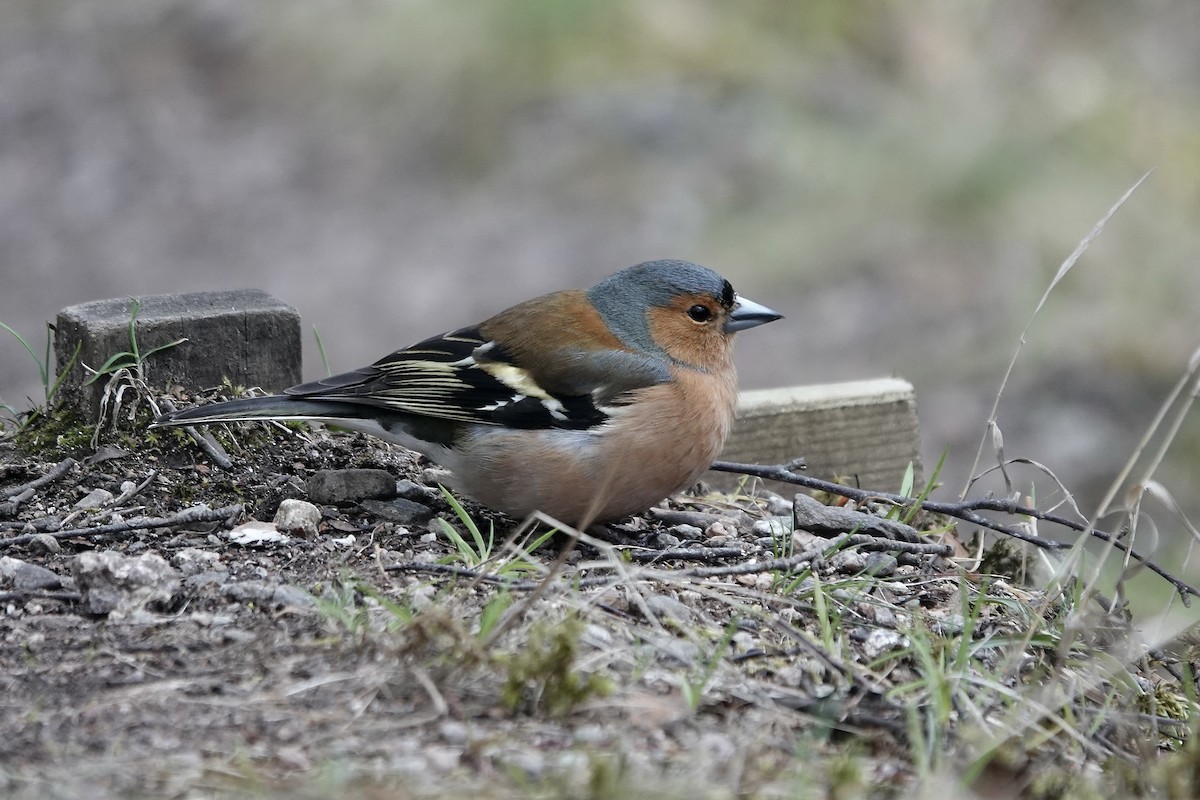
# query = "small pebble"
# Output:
<box><xmin>360</xmin><ymin>498</ymin><xmax>435</xmax><ymax>526</ymax></box>
<box><xmin>864</xmin><ymin>553</ymin><xmax>898</xmax><ymax>577</ymax></box>
<box><xmin>856</xmin><ymin>603</ymin><xmax>898</xmax><ymax>627</ymax></box>
<box><xmin>410</xmin><ymin>583</ymin><xmax>436</xmax><ymax>611</ymax></box>
<box><xmin>645</xmin><ymin>594</ymin><xmax>692</xmax><ymax>622</ymax></box>
<box><xmin>752</xmin><ymin>516</ymin><xmax>792</xmax><ymax>537</ymax></box>
<box><xmin>574</xmin><ymin>725</ymin><xmax>606</xmax><ymax>744</ymax></box>
<box><xmin>929</xmin><ymin>613</ymin><xmax>965</xmax><ymax>636</ymax></box>
<box><xmin>273</xmin><ymin>498</ymin><xmax>321</xmax><ymax>538</ymax></box>
<box><xmin>425</xmin><ymin>746</ymin><xmax>462</xmax><ymax>772</ymax></box>
<box><xmin>650</xmin><ymin>532</ymin><xmax>681</xmax><ymax>549</ymax></box>
<box><xmin>396</xmin><ymin>480</ymin><xmax>437</xmax><ymax>502</ymax></box>
<box><xmin>765</xmin><ymin>494</ymin><xmax>794</xmax><ymax>516</ymax></box>
<box><xmin>184</xmin><ymin>570</ymin><xmax>230</xmax><ymax>589</ymax></box>
<box><xmin>704</xmin><ymin>521</ymin><xmax>732</xmax><ymax>540</ymax></box>
<box><xmin>859</xmin><ymin>628</ymin><xmax>908</xmax><ymax>659</ymax></box>
<box><xmin>830</xmin><ymin>551</ymin><xmax>866</xmax><ymax>572</ymax></box>
<box><xmin>438</xmin><ymin>721</ymin><xmax>469</xmax><ymax>745</ymax></box>
<box><xmin>307</xmin><ymin>469</ymin><xmax>396</xmax><ymax>505</ymax></box>
<box><xmin>171</xmin><ymin>547</ymin><xmax>222</xmax><ymax>576</ymax></box>
<box><xmin>73</xmin><ymin>488</ymin><xmax>113</xmax><ymax>510</ymax></box>
<box><xmin>730</xmin><ymin>631</ymin><xmax>755</xmax><ymax>652</ymax></box>
<box><xmin>28</xmin><ymin>533</ymin><xmax>61</xmax><ymax>554</ymax></box>
<box><xmin>222</xmin><ymin>580</ymin><xmax>277</xmax><ymax>603</ymax></box>
<box><xmin>668</xmin><ymin>523</ymin><xmax>702</xmax><ymax>540</ymax></box>
<box><xmin>0</xmin><ymin>556</ymin><xmax>63</xmax><ymax>590</ymax></box>
<box><xmin>582</xmin><ymin>623</ymin><xmax>612</xmax><ymax>646</ymax></box>
<box><xmin>222</xmin><ymin>628</ymin><xmax>258</xmax><ymax>645</ymax></box>
<box><xmin>273</xmin><ymin>584</ymin><xmax>317</xmax><ymax>609</ymax></box>
<box><xmin>507</xmin><ymin>749</ymin><xmax>545</xmax><ymax>778</ymax></box>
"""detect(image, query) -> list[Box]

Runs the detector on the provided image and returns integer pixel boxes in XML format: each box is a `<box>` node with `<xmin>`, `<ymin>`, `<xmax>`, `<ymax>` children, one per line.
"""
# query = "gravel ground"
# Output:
<box><xmin>0</xmin><ymin>387</ymin><xmax>1162</xmax><ymax>799</ymax></box>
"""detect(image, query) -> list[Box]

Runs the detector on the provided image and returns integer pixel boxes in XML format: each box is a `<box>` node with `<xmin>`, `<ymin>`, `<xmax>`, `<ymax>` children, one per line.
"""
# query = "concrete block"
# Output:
<box><xmin>55</xmin><ymin>290</ymin><xmax>301</xmax><ymax>419</ymax></box>
<box><xmin>709</xmin><ymin>378</ymin><xmax>923</xmax><ymax>495</ymax></box>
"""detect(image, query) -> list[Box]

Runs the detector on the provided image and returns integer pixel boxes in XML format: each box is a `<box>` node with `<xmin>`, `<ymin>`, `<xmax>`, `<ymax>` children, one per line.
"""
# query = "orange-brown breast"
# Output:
<box><xmin>448</xmin><ymin>364</ymin><xmax>738</xmax><ymax>526</ymax></box>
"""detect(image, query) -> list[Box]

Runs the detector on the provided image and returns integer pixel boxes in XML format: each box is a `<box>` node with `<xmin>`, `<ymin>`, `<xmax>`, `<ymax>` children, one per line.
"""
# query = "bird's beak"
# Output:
<box><xmin>726</xmin><ymin>295</ymin><xmax>783</xmax><ymax>333</ymax></box>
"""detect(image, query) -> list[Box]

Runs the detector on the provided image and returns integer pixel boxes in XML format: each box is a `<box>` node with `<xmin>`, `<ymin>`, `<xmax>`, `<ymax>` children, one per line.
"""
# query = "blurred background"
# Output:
<box><xmin>1</xmin><ymin>1</ymin><xmax>1198</xmax><ymax>549</ymax></box>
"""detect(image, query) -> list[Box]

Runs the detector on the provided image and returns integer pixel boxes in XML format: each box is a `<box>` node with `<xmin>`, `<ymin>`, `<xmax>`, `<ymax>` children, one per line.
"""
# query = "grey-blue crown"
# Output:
<box><xmin>586</xmin><ymin>260</ymin><xmax>734</xmax><ymax>358</ymax></box>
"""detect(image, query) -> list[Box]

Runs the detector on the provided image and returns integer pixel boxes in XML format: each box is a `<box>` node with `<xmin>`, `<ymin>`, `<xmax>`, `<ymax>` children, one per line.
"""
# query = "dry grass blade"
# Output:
<box><xmin>1078</xmin><ymin>341</ymin><xmax>1200</xmax><ymax>611</ymax></box>
<box><xmin>960</xmin><ymin>171</ymin><xmax>1153</xmax><ymax>499</ymax></box>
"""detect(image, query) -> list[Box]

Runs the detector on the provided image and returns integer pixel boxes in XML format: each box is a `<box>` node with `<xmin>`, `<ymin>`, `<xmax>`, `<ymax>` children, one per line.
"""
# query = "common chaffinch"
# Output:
<box><xmin>153</xmin><ymin>260</ymin><xmax>781</xmax><ymax>526</ymax></box>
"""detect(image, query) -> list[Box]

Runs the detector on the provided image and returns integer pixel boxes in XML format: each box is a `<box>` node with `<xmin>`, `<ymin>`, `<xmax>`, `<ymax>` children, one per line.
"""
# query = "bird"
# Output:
<box><xmin>152</xmin><ymin>259</ymin><xmax>781</xmax><ymax>527</ymax></box>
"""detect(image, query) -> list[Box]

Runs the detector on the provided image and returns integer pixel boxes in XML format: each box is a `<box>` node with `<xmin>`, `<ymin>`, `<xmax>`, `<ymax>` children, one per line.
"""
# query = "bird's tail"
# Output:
<box><xmin>152</xmin><ymin>395</ymin><xmax>372</xmax><ymax>429</ymax></box>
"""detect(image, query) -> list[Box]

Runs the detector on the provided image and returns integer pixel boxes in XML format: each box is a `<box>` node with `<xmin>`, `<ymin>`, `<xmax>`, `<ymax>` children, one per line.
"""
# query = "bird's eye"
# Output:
<box><xmin>687</xmin><ymin>304</ymin><xmax>713</xmax><ymax>323</ymax></box>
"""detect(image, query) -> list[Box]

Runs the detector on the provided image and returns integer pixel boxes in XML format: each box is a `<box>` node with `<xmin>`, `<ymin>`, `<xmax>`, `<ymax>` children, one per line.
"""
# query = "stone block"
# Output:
<box><xmin>55</xmin><ymin>290</ymin><xmax>301</xmax><ymax>419</ymax></box>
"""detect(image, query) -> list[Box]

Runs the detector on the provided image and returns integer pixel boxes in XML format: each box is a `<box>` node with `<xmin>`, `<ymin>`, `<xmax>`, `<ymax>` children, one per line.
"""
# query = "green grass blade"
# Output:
<box><xmin>439</xmin><ymin>485</ymin><xmax>492</xmax><ymax>560</ymax></box>
<box><xmin>127</xmin><ymin>298</ymin><xmax>142</xmax><ymax>361</ymax></box>
<box><xmin>83</xmin><ymin>351</ymin><xmax>135</xmax><ymax>385</ymax></box>
<box><xmin>138</xmin><ymin>337</ymin><xmax>188</xmax><ymax>362</ymax></box>
<box><xmin>0</xmin><ymin>321</ymin><xmax>49</xmax><ymax>390</ymax></box>
<box><xmin>436</xmin><ymin>517</ymin><xmax>479</xmax><ymax>565</ymax></box>
<box><xmin>902</xmin><ymin>448</ymin><xmax>949</xmax><ymax>525</ymax></box>
<box><xmin>312</xmin><ymin>325</ymin><xmax>332</xmax><ymax>377</ymax></box>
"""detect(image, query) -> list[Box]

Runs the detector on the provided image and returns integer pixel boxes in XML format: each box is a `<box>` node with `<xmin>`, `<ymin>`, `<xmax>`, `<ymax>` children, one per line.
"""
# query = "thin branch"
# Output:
<box><xmin>189</xmin><ymin>427</ymin><xmax>235</xmax><ymax>470</ymax></box>
<box><xmin>387</xmin><ymin>532</ymin><xmax>950</xmax><ymax>590</ymax></box>
<box><xmin>626</xmin><ymin>546</ymin><xmax>744</xmax><ymax>563</ymax></box>
<box><xmin>111</xmin><ymin>470</ymin><xmax>158</xmax><ymax>507</ymax></box>
<box><xmin>0</xmin><ymin>489</ymin><xmax>34</xmax><ymax>520</ymax></box>
<box><xmin>2</xmin><ymin>457</ymin><xmax>77</xmax><ymax>498</ymax></box>
<box><xmin>0</xmin><ymin>590</ymin><xmax>81</xmax><ymax>604</ymax></box>
<box><xmin>0</xmin><ymin>504</ymin><xmax>243</xmax><ymax>549</ymax></box>
<box><xmin>710</xmin><ymin>459</ymin><xmax>1200</xmax><ymax>602</ymax></box>
<box><xmin>678</xmin><ymin>534</ymin><xmax>951</xmax><ymax>580</ymax></box>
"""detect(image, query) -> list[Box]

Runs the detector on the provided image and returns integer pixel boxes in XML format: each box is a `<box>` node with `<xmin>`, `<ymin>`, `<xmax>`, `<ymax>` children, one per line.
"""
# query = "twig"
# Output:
<box><xmin>675</xmin><ymin>534</ymin><xmax>951</xmax><ymax>580</ymax></box>
<box><xmin>711</xmin><ymin>460</ymin><xmax>1200</xmax><ymax>602</ymax></box>
<box><xmin>0</xmin><ymin>489</ymin><xmax>34</xmax><ymax>520</ymax></box>
<box><xmin>2</xmin><ymin>457</ymin><xmax>77</xmax><ymax>498</ymax></box>
<box><xmin>388</xmin><ymin>533</ymin><xmax>950</xmax><ymax>590</ymax></box>
<box><xmin>0</xmin><ymin>504</ymin><xmax>243</xmax><ymax>549</ymax></box>
<box><xmin>0</xmin><ymin>590</ymin><xmax>81</xmax><ymax>604</ymax></box>
<box><xmin>714</xmin><ymin>460</ymin><xmax>1069</xmax><ymax>547</ymax></box>
<box><xmin>645</xmin><ymin>508</ymin><xmax>729</xmax><ymax>528</ymax></box>
<box><xmin>626</xmin><ymin>546</ymin><xmax>744</xmax><ymax>563</ymax></box>
<box><xmin>0</xmin><ymin>458</ymin><xmax>77</xmax><ymax>518</ymax></box>
<box><xmin>112</xmin><ymin>471</ymin><xmax>158</xmax><ymax>506</ymax></box>
<box><xmin>188</xmin><ymin>428</ymin><xmax>234</xmax><ymax>470</ymax></box>
<box><xmin>386</xmin><ymin>560</ymin><xmax>620</xmax><ymax>592</ymax></box>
